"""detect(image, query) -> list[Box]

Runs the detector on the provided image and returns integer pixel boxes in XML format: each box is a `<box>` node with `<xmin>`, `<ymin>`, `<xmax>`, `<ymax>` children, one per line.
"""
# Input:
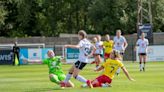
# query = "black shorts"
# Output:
<box><xmin>74</xmin><ymin>61</ymin><xmax>87</xmax><ymax>70</ymax></box>
<box><xmin>139</xmin><ymin>53</ymin><xmax>147</xmax><ymax>56</ymax></box>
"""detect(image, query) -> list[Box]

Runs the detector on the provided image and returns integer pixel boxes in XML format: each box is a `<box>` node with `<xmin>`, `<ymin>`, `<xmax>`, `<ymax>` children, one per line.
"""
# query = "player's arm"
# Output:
<box><xmin>100</xmin><ymin>42</ymin><xmax>104</xmax><ymax>48</ymax></box>
<box><xmin>102</xmin><ymin>42</ymin><xmax>105</xmax><ymax>49</ymax></box>
<box><xmin>94</xmin><ymin>66</ymin><xmax>104</xmax><ymax>71</ymax></box>
<box><xmin>64</xmin><ymin>44</ymin><xmax>80</xmax><ymax>49</ymax></box>
<box><xmin>111</xmin><ymin>40</ymin><xmax>113</xmax><ymax>48</ymax></box>
<box><xmin>124</xmin><ymin>41</ymin><xmax>128</xmax><ymax>50</ymax></box>
<box><xmin>122</xmin><ymin>37</ymin><xmax>128</xmax><ymax>50</ymax></box>
<box><xmin>60</xmin><ymin>57</ymin><xmax>67</xmax><ymax>64</ymax></box>
<box><xmin>22</xmin><ymin>58</ymin><xmax>43</xmax><ymax>64</ymax></box>
<box><xmin>147</xmin><ymin>39</ymin><xmax>149</xmax><ymax>46</ymax></box>
<box><xmin>113</xmin><ymin>37</ymin><xmax>116</xmax><ymax>49</ymax></box>
<box><xmin>121</xmin><ymin>66</ymin><xmax>135</xmax><ymax>81</ymax></box>
<box><xmin>134</xmin><ymin>40</ymin><xmax>139</xmax><ymax>51</ymax></box>
<box><xmin>134</xmin><ymin>44</ymin><xmax>139</xmax><ymax>51</ymax></box>
<box><xmin>88</xmin><ymin>45</ymin><xmax>96</xmax><ymax>58</ymax></box>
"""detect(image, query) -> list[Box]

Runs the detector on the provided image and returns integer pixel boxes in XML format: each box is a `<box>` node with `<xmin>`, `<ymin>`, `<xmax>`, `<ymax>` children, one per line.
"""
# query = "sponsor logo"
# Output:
<box><xmin>0</xmin><ymin>52</ymin><xmax>12</xmax><ymax>61</ymax></box>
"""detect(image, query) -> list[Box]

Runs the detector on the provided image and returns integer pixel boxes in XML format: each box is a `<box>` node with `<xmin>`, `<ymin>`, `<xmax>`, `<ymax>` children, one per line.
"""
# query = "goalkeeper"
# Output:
<box><xmin>23</xmin><ymin>50</ymin><xmax>74</xmax><ymax>87</ymax></box>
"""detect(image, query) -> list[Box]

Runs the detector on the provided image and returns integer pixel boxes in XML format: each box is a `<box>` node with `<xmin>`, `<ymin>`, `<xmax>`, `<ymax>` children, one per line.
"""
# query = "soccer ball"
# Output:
<box><xmin>65</xmin><ymin>81</ymin><xmax>74</xmax><ymax>87</ymax></box>
<box><xmin>60</xmin><ymin>81</ymin><xmax>74</xmax><ymax>88</ymax></box>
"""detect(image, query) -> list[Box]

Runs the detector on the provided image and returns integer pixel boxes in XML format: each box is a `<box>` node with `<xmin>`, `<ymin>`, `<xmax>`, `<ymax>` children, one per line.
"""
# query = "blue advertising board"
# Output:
<box><xmin>0</xmin><ymin>50</ymin><xmax>13</xmax><ymax>65</ymax></box>
<box><xmin>65</xmin><ymin>48</ymin><xmax>79</xmax><ymax>63</ymax></box>
<box><xmin>19</xmin><ymin>48</ymin><xmax>53</xmax><ymax>64</ymax></box>
<box><xmin>66</xmin><ymin>48</ymin><xmax>79</xmax><ymax>59</ymax></box>
<box><xmin>65</xmin><ymin>48</ymin><xmax>103</xmax><ymax>63</ymax></box>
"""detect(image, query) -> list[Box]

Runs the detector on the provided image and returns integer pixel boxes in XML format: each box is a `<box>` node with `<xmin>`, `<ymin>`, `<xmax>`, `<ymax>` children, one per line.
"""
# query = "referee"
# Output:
<box><xmin>13</xmin><ymin>42</ymin><xmax>20</xmax><ymax>65</ymax></box>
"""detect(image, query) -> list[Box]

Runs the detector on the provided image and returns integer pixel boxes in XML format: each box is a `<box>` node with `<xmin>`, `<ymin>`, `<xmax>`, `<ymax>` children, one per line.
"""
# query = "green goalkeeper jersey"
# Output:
<box><xmin>43</xmin><ymin>56</ymin><xmax>64</xmax><ymax>74</ymax></box>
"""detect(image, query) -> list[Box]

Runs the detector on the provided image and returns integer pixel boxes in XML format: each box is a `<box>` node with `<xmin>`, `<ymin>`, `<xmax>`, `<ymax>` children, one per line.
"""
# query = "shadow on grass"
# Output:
<box><xmin>23</xmin><ymin>87</ymin><xmax>65</xmax><ymax>92</ymax></box>
<box><xmin>24</xmin><ymin>87</ymin><xmax>97</xmax><ymax>92</ymax></box>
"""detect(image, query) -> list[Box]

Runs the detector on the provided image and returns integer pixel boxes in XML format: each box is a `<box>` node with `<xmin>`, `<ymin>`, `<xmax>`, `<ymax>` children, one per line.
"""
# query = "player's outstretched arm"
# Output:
<box><xmin>121</xmin><ymin>67</ymin><xmax>135</xmax><ymax>81</ymax></box>
<box><xmin>22</xmin><ymin>58</ymin><xmax>42</xmax><ymax>64</ymax></box>
<box><xmin>64</xmin><ymin>45</ymin><xmax>80</xmax><ymax>49</ymax></box>
<box><xmin>60</xmin><ymin>57</ymin><xmax>67</xmax><ymax>64</ymax></box>
<box><xmin>94</xmin><ymin>66</ymin><xmax>104</xmax><ymax>72</ymax></box>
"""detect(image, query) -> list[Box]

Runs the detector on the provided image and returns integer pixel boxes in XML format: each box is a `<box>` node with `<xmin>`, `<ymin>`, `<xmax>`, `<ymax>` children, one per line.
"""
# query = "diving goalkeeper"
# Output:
<box><xmin>23</xmin><ymin>50</ymin><xmax>74</xmax><ymax>87</ymax></box>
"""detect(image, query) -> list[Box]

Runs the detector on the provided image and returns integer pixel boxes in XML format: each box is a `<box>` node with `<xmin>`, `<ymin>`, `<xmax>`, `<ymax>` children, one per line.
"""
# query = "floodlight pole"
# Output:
<box><xmin>137</xmin><ymin>0</ymin><xmax>153</xmax><ymax>33</ymax></box>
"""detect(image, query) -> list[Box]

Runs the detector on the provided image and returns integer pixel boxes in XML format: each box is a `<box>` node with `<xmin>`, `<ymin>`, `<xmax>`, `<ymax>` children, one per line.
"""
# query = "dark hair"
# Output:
<box><xmin>78</xmin><ymin>30</ymin><xmax>87</xmax><ymax>38</ymax></box>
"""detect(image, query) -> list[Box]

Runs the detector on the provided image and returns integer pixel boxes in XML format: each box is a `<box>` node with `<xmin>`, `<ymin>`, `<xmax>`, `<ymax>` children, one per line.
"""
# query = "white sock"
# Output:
<box><xmin>140</xmin><ymin>64</ymin><xmax>142</xmax><ymax>70</ymax></box>
<box><xmin>75</xmin><ymin>75</ymin><xmax>87</xmax><ymax>83</ymax></box>
<box><xmin>64</xmin><ymin>73</ymin><xmax>72</xmax><ymax>82</ymax></box>
<box><xmin>116</xmin><ymin>68</ymin><xmax>121</xmax><ymax>74</ymax></box>
<box><xmin>142</xmin><ymin>63</ymin><xmax>144</xmax><ymax>68</ymax></box>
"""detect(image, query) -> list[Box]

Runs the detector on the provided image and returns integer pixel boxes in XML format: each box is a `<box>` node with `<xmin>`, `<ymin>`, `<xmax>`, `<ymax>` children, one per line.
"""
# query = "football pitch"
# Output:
<box><xmin>0</xmin><ymin>62</ymin><xmax>164</xmax><ymax>92</ymax></box>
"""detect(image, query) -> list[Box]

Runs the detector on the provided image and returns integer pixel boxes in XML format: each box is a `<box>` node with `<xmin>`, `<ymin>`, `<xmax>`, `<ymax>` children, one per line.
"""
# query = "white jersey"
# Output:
<box><xmin>136</xmin><ymin>38</ymin><xmax>149</xmax><ymax>53</ymax></box>
<box><xmin>95</xmin><ymin>41</ymin><xmax>103</xmax><ymax>54</ymax></box>
<box><xmin>114</xmin><ymin>36</ymin><xmax>127</xmax><ymax>52</ymax></box>
<box><xmin>78</xmin><ymin>38</ymin><xmax>92</xmax><ymax>63</ymax></box>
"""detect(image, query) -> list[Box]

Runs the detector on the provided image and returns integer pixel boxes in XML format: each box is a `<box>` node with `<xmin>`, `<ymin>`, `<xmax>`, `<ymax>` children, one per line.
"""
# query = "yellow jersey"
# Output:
<box><xmin>103</xmin><ymin>40</ymin><xmax>114</xmax><ymax>54</ymax></box>
<box><xmin>102</xmin><ymin>58</ymin><xmax>124</xmax><ymax>79</ymax></box>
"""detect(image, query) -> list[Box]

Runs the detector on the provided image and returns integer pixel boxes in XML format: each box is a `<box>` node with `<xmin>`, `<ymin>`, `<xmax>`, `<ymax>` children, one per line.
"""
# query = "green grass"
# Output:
<box><xmin>0</xmin><ymin>62</ymin><xmax>164</xmax><ymax>92</ymax></box>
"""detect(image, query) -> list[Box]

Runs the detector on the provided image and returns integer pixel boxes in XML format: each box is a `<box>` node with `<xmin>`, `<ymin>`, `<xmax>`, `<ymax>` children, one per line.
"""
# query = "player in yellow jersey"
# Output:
<box><xmin>103</xmin><ymin>34</ymin><xmax>114</xmax><ymax>60</ymax></box>
<box><xmin>82</xmin><ymin>49</ymin><xmax>134</xmax><ymax>88</ymax></box>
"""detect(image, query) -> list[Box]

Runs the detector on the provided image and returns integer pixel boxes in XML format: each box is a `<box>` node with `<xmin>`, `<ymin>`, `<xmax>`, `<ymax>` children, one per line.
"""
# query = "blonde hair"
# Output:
<box><xmin>112</xmin><ymin>49</ymin><xmax>122</xmax><ymax>60</ymax></box>
<box><xmin>96</xmin><ymin>35</ymin><xmax>101</xmax><ymax>41</ymax></box>
<box><xmin>105</xmin><ymin>34</ymin><xmax>110</xmax><ymax>40</ymax></box>
<box><xmin>78</xmin><ymin>30</ymin><xmax>87</xmax><ymax>38</ymax></box>
<box><xmin>116</xmin><ymin>29</ymin><xmax>122</xmax><ymax>33</ymax></box>
<box><xmin>105</xmin><ymin>34</ymin><xmax>109</xmax><ymax>36</ymax></box>
<box><xmin>93</xmin><ymin>37</ymin><xmax>97</xmax><ymax>42</ymax></box>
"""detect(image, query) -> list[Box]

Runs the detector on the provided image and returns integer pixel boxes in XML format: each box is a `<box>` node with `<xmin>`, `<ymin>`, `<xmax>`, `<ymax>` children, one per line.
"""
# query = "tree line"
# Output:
<box><xmin>0</xmin><ymin>0</ymin><xmax>163</xmax><ymax>37</ymax></box>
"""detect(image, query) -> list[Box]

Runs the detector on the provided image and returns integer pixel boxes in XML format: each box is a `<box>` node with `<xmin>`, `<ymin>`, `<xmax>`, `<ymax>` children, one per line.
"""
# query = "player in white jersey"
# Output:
<box><xmin>60</xmin><ymin>30</ymin><xmax>96</xmax><ymax>88</ymax></box>
<box><xmin>91</xmin><ymin>35</ymin><xmax>103</xmax><ymax>69</ymax></box>
<box><xmin>114</xmin><ymin>30</ymin><xmax>128</xmax><ymax>55</ymax></box>
<box><xmin>135</xmin><ymin>32</ymin><xmax>149</xmax><ymax>72</ymax></box>
<box><xmin>113</xmin><ymin>29</ymin><xmax>128</xmax><ymax>75</ymax></box>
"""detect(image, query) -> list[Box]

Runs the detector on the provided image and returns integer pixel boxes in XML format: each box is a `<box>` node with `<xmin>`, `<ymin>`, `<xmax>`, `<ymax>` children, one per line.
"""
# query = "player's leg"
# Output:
<box><xmin>89</xmin><ymin>75</ymin><xmax>112</xmax><ymax>88</ymax></box>
<box><xmin>63</xmin><ymin>65</ymin><xmax>74</xmax><ymax>83</ymax></box>
<box><xmin>116</xmin><ymin>53</ymin><xmax>123</xmax><ymax>75</ymax></box>
<box><xmin>73</xmin><ymin>68</ymin><xmax>86</xmax><ymax>83</ymax></box>
<box><xmin>49</xmin><ymin>74</ymin><xmax>60</xmax><ymax>84</ymax></box>
<box><xmin>58</xmin><ymin>73</ymin><xmax>66</xmax><ymax>81</ymax></box>
<box><xmin>143</xmin><ymin>54</ymin><xmax>147</xmax><ymax>71</ymax></box>
<box><xmin>139</xmin><ymin>54</ymin><xmax>143</xmax><ymax>71</ymax></box>
<box><xmin>73</xmin><ymin>68</ymin><xmax>92</xmax><ymax>88</ymax></box>
<box><xmin>73</xmin><ymin>61</ymin><xmax>92</xmax><ymax>88</ymax></box>
<box><xmin>16</xmin><ymin>52</ymin><xmax>20</xmax><ymax>65</ymax></box>
<box><xmin>13</xmin><ymin>53</ymin><xmax>16</xmax><ymax>65</ymax></box>
<box><xmin>91</xmin><ymin>79</ymin><xmax>101</xmax><ymax>87</ymax></box>
<box><xmin>96</xmin><ymin>55</ymin><xmax>102</xmax><ymax>68</ymax></box>
<box><xmin>91</xmin><ymin>75</ymin><xmax>107</xmax><ymax>87</ymax></box>
<box><xmin>81</xmin><ymin>79</ymin><xmax>100</xmax><ymax>88</ymax></box>
<box><xmin>58</xmin><ymin>73</ymin><xmax>74</xmax><ymax>87</ymax></box>
<box><xmin>116</xmin><ymin>68</ymin><xmax>121</xmax><ymax>75</ymax></box>
<box><xmin>60</xmin><ymin>64</ymin><xmax>74</xmax><ymax>87</ymax></box>
<box><xmin>91</xmin><ymin>54</ymin><xmax>97</xmax><ymax>64</ymax></box>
